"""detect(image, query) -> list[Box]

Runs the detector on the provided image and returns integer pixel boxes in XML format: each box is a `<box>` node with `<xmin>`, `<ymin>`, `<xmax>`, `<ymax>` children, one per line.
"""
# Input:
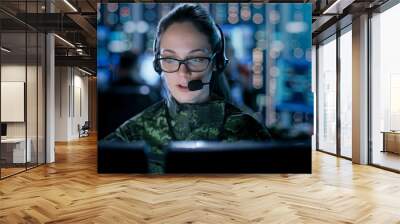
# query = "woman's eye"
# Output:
<box><xmin>190</xmin><ymin>58</ymin><xmax>206</xmax><ymax>63</ymax></box>
<box><xmin>164</xmin><ymin>58</ymin><xmax>177</xmax><ymax>64</ymax></box>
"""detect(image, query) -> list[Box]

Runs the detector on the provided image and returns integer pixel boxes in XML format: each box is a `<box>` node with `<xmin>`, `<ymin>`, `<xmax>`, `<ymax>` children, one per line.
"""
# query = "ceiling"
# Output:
<box><xmin>0</xmin><ymin>0</ymin><xmax>96</xmax><ymax>73</ymax></box>
<box><xmin>311</xmin><ymin>0</ymin><xmax>390</xmax><ymax>42</ymax></box>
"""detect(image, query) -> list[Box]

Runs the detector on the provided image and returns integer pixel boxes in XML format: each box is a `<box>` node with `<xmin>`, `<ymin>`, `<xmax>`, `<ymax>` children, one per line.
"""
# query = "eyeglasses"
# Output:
<box><xmin>156</xmin><ymin>53</ymin><xmax>216</xmax><ymax>73</ymax></box>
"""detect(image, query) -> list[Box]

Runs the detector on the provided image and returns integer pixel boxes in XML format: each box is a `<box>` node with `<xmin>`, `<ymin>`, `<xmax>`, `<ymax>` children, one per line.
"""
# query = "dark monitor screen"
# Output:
<box><xmin>1</xmin><ymin>123</ymin><xmax>6</xmax><ymax>137</ymax></box>
<box><xmin>98</xmin><ymin>141</ymin><xmax>149</xmax><ymax>173</ymax></box>
<box><xmin>165</xmin><ymin>140</ymin><xmax>311</xmax><ymax>173</ymax></box>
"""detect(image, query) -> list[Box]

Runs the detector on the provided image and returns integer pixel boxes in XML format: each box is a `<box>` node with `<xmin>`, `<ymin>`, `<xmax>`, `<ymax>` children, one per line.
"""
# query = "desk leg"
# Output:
<box><xmin>382</xmin><ymin>133</ymin><xmax>386</xmax><ymax>153</ymax></box>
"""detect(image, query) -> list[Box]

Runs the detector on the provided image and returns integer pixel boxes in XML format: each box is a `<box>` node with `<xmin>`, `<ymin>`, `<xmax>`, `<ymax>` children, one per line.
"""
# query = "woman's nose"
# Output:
<box><xmin>177</xmin><ymin>63</ymin><xmax>191</xmax><ymax>79</ymax></box>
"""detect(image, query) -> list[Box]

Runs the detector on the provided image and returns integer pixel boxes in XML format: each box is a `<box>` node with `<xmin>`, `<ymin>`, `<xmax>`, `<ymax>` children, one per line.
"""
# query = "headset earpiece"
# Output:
<box><xmin>214</xmin><ymin>24</ymin><xmax>229</xmax><ymax>74</ymax></box>
<box><xmin>153</xmin><ymin>36</ymin><xmax>162</xmax><ymax>75</ymax></box>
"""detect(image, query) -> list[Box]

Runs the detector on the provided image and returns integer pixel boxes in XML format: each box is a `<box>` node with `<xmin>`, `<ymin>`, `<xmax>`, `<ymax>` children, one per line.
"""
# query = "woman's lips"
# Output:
<box><xmin>176</xmin><ymin>84</ymin><xmax>189</xmax><ymax>92</ymax></box>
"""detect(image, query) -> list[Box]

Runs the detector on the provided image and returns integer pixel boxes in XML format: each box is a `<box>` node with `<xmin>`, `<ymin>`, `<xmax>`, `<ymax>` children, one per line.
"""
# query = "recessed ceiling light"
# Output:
<box><xmin>78</xmin><ymin>67</ymin><xmax>93</xmax><ymax>76</ymax></box>
<box><xmin>54</xmin><ymin>34</ymin><xmax>75</xmax><ymax>48</ymax></box>
<box><xmin>63</xmin><ymin>0</ymin><xmax>78</xmax><ymax>12</ymax></box>
<box><xmin>322</xmin><ymin>0</ymin><xmax>355</xmax><ymax>15</ymax></box>
<box><xmin>1</xmin><ymin>47</ymin><xmax>11</xmax><ymax>53</ymax></box>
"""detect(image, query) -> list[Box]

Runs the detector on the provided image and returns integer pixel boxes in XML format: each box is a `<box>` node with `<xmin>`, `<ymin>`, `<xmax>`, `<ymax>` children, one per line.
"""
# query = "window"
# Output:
<box><xmin>317</xmin><ymin>35</ymin><xmax>337</xmax><ymax>154</ymax></box>
<box><xmin>371</xmin><ymin>3</ymin><xmax>400</xmax><ymax>171</ymax></box>
<box><xmin>339</xmin><ymin>27</ymin><xmax>352</xmax><ymax>158</ymax></box>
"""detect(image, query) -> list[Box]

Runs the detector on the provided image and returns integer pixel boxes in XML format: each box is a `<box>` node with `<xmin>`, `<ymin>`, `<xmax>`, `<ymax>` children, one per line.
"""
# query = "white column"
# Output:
<box><xmin>352</xmin><ymin>14</ymin><xmax>369</xmax><ymax>164</ymax></box>
<box><xmin>45</xmin><ymin>0</ymin><xmax>55</xmax><ymax>163</ymax></box>
<box><xmin>46</xmin><ymin>32</ymin><xmax>55</xmax><ymax>163</ymax></box>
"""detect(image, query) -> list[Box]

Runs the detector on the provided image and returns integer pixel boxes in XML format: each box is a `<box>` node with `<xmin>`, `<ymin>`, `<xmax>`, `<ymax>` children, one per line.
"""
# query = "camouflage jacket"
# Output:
<box><xmin>104</xmin><ymin>96</ymin><xmax>271</xmax><ymax>173</ymax></box>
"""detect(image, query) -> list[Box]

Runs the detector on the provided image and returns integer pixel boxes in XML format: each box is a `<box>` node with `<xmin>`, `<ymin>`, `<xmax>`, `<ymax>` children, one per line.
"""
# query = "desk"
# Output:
<box><xmin>1</xmin><ymin>138</ymin><xmax>31</xmax><ymax>163</ymax></box>
<box><xmin>382</xmin><ymin>131</ymin><xmax>400</xmax><ymax>154</ymax></box>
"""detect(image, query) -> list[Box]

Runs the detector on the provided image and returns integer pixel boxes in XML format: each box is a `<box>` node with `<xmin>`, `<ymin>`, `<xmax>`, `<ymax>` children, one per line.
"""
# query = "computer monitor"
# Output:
<box><xmin>164</xmin><ymin>140</ymin><xmax>311</xmax><ymax>173</ymax></box>
<box><xmin>98</xmin><ymin>141</ymin><xmax>150</xmax><ymax>173</ymax></box>
<box><xmin>1</xmin><ymin>123</ymin><xmax>7</xmax><ymax>137</ymax></box>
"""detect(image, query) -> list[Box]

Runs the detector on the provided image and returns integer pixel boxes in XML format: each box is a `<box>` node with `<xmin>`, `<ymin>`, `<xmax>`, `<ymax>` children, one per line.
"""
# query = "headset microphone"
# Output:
<box><xmin>188</xmin><ymin>80</ymin><xmax>210</xmax><ymax>91</ymax></box>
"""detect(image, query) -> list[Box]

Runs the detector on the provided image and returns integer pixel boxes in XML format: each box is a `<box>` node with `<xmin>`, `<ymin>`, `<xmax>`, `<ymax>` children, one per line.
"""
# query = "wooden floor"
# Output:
<box><xmin>1</xmin><ymin>135</ymin><xmax>400</xmax><ymax>223</ymax></box>
<box><xmin>1</xmin><ymin>167</ymin><xmax>26</xmax><ymax>178</ymax></box>
<box><xmin>1</xmin><ymin>163</ymin><xmax>44</xmax><ymax>178</ymax></box>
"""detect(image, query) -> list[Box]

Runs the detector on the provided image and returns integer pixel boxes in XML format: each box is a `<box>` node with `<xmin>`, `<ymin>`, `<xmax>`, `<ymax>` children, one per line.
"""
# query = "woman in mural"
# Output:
<box><xmin>106</xmin><ymin>3</ymin><xmax>271</xmax><ymax>173</ymax></box>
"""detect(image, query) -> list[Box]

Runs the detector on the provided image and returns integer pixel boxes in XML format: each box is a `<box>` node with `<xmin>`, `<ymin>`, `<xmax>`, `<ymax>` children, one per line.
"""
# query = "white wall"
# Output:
<box><xmin>55</xmin><ymin>66</ymin><xmax>70</xmax><ymax>141</ymax></box>
<box><xmin>73</xmin><ymin>73</ymin><xmax>89</xmax><ymax>137</ymax></box>
<box><xmin>1</xmin><ymin>65</ymin><xmax>26</xmax><ymax>81</ymax></box>
<box><xmin>55</xmin><ymin>67</ymin><xmax>89</xmax><ymax>141</ymax></box>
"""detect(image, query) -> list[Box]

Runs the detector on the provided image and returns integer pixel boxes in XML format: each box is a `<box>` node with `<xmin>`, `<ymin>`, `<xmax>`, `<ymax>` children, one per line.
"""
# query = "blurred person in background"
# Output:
<box><xmin>111</xmin><ymin>51</ymin><xmax>143</xmax><ymax>87</ymax></box>
<box><xmin>224</xmin><ymin>35</ymin><xmax>246</xmax><ymax>108</ymax></box>
<box><xmin>223</xmin><ymin>35</ymin><xmax>263</xmax><ymax>118</ymax></box>
<box><xmin>98</xmin><ymin>51</ymin><xmax>161</xmax><ymax>139</ymax></box>
<box><xmin>105</xmin><ymin>4</ymin><xmax>271</xmax><ymax>173</ymax></box>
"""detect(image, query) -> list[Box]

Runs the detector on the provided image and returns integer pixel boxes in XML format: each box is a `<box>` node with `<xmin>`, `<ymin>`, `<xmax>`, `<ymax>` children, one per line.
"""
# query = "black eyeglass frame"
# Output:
<box><xmin>156</xmin><ymin>53</ymin><xmax>217</xmax><ymax>73</ymax></box>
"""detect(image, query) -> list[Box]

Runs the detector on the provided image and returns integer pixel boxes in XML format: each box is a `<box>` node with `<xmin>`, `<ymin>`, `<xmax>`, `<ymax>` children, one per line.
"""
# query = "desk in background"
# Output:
<box><xmin>1</xmin><ymin>138</ymin><xmax>32</xmax><ymax>164</ymax></box>
<box><xmin>382</xmin><ymin>131</ymin><xmax>400</xmax><ymax>154</ymax></box>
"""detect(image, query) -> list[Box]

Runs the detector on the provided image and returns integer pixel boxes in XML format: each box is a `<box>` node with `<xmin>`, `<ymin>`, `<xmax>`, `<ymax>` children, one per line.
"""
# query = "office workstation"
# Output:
<box><xmin>98</xmin><ymin>140</ymin><xmax>311</xmax><ymax>174</ymax></box>
<box><xmin>164</xmin><ymin>141</ymin><xmax>311</xmax><ymax>173</ymax></box>
<box><xmin>0</xmin><ymin>81</ymin><xmax>34</xmax><ymax>174</ymax></box>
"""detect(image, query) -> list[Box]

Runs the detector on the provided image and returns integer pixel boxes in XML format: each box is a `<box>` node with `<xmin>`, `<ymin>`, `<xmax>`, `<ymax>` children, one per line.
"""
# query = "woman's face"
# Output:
<box><xmin>159</xmin><ymin>22</ymin><xmax>214</xmax><ymax>104</ymax></box>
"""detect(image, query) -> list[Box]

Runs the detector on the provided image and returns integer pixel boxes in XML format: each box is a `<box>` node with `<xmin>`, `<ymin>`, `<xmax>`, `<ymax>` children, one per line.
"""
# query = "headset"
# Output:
<box><xmin>153</xmin><ymin>24</ymin><xmax>229</xmax><ymax>76</ymax></box>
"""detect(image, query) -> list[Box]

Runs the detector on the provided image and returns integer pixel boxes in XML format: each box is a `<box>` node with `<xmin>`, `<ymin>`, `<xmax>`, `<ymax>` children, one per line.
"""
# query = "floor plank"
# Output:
<box><xmin>1</xmin><ymin>135</ymin><xmax>400</xmax><ymax>223</ymax></box>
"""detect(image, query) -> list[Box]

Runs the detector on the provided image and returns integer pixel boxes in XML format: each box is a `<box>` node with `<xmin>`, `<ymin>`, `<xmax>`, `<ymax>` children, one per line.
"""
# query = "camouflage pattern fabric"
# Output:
<box><xmin>104</xmin><ymin>96</ymin><xmax>271</xmax><ymax>173</ymax></box>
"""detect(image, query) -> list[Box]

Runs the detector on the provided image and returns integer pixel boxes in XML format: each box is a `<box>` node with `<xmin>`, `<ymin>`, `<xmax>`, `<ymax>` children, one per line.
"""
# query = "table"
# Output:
<box><xmin>382</xmin><ymin>131</ymin><xmax>400</xmax><ymax>154</ymax></box>
<box><xmin>1</xmin><ymin>138</ymin><xmax>32</xmax><ymax>163</ymax></box>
